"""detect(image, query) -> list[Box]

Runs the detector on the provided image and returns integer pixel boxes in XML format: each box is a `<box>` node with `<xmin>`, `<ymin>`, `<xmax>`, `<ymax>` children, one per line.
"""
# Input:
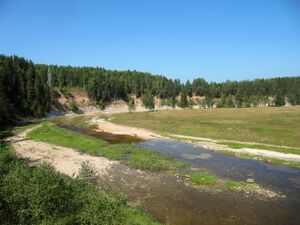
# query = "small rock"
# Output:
<box><xmin>184</xmin><ymin>174</ymin><xmax>191</xmax><ymax>179</ymax></box>
<box><xmin>246</xmin><ymin>178</ymin><xmax>255</xmax><ymax>183</ymax></box>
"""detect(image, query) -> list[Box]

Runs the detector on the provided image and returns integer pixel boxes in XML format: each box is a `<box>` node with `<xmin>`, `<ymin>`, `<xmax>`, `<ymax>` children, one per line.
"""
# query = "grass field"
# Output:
<box><xmin>110</xmin><ymin>107</ymin><xmax>300</xmax><ymax>147</ymax></box>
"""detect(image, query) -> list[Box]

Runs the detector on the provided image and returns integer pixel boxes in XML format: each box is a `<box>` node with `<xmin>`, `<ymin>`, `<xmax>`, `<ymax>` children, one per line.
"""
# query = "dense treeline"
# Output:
<box><xmin>188</xmin><ymin>77</ymin><xmax>300</xmax><ymax>107</ymax></box>
<box><xmin>38</xmin><ymin>63</ymin><xmax>300</xmax><ymax>108</ymax></box>
<box><xmin>0</xmin><ymin>55</ymin><xmax>50</xmax><ymax>124</ymax></box>
<box><xmin>1</xmin><ymin>54</ymin><xmax>300</xmax><ymax>124</ymax></box>
<box><xmin>37</xmin><ymin>64</ymin><xmax>181</xmax><ymax>102</ymax></box>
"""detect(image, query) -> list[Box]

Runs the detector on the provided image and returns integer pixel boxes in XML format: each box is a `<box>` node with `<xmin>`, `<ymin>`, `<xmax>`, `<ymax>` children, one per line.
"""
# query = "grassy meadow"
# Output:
<box><xmin>110</xmin><ymin>107</ymin><xmax>300</xmax><ymax>148</ymax></box>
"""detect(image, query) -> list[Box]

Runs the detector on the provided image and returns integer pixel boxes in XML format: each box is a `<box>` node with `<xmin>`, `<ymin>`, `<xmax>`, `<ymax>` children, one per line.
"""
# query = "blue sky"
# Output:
<box><xmin>0</xmin><ymin>0</ymin><xmax>299</xmax><ymax>82</ymax></box>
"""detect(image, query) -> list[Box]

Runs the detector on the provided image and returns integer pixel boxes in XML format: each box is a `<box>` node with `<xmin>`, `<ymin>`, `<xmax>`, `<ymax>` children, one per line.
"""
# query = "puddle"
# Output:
<box><xmin>58</xmin><ymin>123</ymin><xmax>143</xmax><ymax>143</ymax></box>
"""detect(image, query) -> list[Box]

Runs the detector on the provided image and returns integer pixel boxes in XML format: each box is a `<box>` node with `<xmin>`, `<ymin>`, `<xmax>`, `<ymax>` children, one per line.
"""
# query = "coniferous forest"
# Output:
<box><xmin>1</xmin><ymin>54</ymin><xmax>300</xmax><ymax>125</ymax></box>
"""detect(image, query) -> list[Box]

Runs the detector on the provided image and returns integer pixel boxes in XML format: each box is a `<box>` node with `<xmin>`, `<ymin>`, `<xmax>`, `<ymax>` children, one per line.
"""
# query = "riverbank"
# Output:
<box><xmin>65</xmin><ymin>111</ymin><xmax>300</xmax><ymax>169</ymax></box>
<box><xmin>9</xmin><ymin>122</ymin><xmax>283</xmax><ymax>199</ymax></box>
<box><xmin>6</xmin><ymin>121</ymin><xmax>300</xmax><ymax>225</ymax></box>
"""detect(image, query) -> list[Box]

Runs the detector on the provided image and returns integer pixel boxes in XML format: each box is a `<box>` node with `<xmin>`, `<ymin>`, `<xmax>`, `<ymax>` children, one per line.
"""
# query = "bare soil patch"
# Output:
<box><xmin>88</xmin><ymin>118</ymin><xmax>163</xmax><ymax>140</ymax></box>
<box><xmin>8</xmin><ymin>126</ymin><xmax>118</xmax><ymax>177</ymax></box>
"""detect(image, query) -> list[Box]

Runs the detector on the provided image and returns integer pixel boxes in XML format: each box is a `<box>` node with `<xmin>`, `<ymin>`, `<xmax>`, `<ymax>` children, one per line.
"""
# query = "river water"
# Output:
<box><xmin>59</xmin><ymin>124</ymin><xmax>300</xmax><ymax>225</ymax></box>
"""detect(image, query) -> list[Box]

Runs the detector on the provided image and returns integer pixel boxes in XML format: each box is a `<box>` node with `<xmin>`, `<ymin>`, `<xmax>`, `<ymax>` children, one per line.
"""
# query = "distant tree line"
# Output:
<box><xmin>39</xmin><ymin>64</ymin><xmax>300</xmax><ymax>108</ymax></box>
<box><xmin>1</xmin><ymin>54</ymin><xmax>300</xmax><ymax>124</ymax></box>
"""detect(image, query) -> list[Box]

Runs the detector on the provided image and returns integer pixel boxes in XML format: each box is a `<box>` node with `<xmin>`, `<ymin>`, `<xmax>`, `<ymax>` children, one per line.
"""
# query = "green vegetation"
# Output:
<box><xmin>129</xmin><ymin>149</ymin><xmax>186</xmax><ymax>171</ymax></box>
<box><xmin>0</xmin><ymin>141</ymin><xmax>160</xmax><ymax>225</ymax></box>
<box><xmin>27</xmin><ymin>122</ymin><xmax>107</xmax><ymax>153</ymax></box>
<box><xmin>142</xmin><ymin>90</ymin><xmax>155</xmax><ymax>110</ymax></box>
<box><xmin>0</xmin><ymin>55</ymin><xmax>50</xmax><ymax>124</ymax></box>
<box><xmin>110</xmin><ymin>107</ymin><xmax>300</xmax><ymax>147</ymax></box>
<box><xmin>49</xmin><ymin>115</ymin><xmax>92</xmax><ymax>128</ymax></box>
<box><xmin>179</xmin><ymin>92</ymin><xmax>188</xmax><ymax>108</ymax></box>
<box><xmin>219</xmin><ymin>141</ymin><xmax>300</xmax><ymax>155</ymax></box>
<box><xmin>70</xmin><ymin>99</ymin><xmax>78</xmax><ymax>112</ymax></box>
<box><xmin>59</xmin><ymin>87</ymin><xmax>73</xmax><ymax>98</ymax></box>
<box><xmin>27</xmin><ymin>122</ymin><xmax>186</xmax><ymax>171</ymax></box>
<box><xmin>189</xmin><ymin>173</ymin><xmax>217</xmax><ymax>186</ymax></box>
<box><xmin>127</xmin><ymin>95</ymin><xmax>136</xmax><ymax>112</ymax></box>
<box><xmin>225</xmin><ymin>181</ymin><xmax>240</xmax><ymax>190</ymax></box>
<box><xmin>2</xmin><ymin>54</ymin><xmax>300</xmax><ymax>125</ymax></box>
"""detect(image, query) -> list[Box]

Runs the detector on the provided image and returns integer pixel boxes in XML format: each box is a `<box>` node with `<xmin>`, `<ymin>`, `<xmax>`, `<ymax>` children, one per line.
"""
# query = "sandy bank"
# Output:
<box><xmin>88</xmin><ymin>118</ymin><xmax>163</xmax><ymax>140</ymax></box>
<box><xmin>169</xmin><ymin>134</ymin><xmax>300</xmax><ymax>162</ymax></box>
<box><xmin>8</xmin><ymin>126</ymin><xmax>118</xmax><ymax>177</ymax></box>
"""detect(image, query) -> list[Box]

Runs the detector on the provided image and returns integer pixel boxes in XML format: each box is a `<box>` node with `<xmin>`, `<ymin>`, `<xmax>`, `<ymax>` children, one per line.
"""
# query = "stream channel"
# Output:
<box><xmin>59</xmin><ymin>124</ymin><xmax>300</xmax><ymax>225</ymax></box>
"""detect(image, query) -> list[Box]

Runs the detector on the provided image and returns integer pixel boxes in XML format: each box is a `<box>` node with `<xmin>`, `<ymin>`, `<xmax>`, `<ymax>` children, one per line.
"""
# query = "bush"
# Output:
<box><xmin>142</xmin><ymin>90</ymin><xmax>155</xmax><ymax>110</ymax></box>
<box><xmin>77</xmin><ymin>161</ymin><xmax>100</xmax><ymax>186</ymax></box>
<box><xmin>127</xmin><ymin>95</ymin><xmax>136</xmax><ymax>112</ymax></box>
<box><xmin>70</xmin><ymin>99</ymin><xmax>78</xmax><ymax>112</ymax></box>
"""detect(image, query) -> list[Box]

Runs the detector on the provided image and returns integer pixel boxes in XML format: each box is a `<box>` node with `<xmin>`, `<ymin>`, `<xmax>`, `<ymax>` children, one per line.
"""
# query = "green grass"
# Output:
<box><xmin>124</xmin><ymin>207</ymin><xmax>162</xmax><ymax>225</ymax></box>
<box><xmin>189</xmin><ymin>173</ymin><xmax>217</xmax><ymax>186</ymax></box>
<box><xmin>225</xmin><ymin>181</ymin><xmax>240</xmax><ymax>189</ymax></box>
<box><xmin>48</xmin><ymin>115</ymin><xmax>92</xmax><ymax>128</ymax></box>
<box><xmin>219</xmin><ymin>141</ymin><xmax>300</xmax><ymax>155</ymax></box>
<box><xmin>27</xmin><ymin>122</ymin><xmax>186</xmax><ymax>171</ymax></box>
<box><xmin>109</xmin><ymin>107</ymin><xmax>300</xmax><ymax>147</ymax></box>
<box><xmin>129</xmin><ymin>149</ymin><xmax>186</xmax><ymax>171</ymax></box>
<box><xmin>27</xmin><ymin>122</ymin><xmax>108</xmax><ymax>153</ymax></box>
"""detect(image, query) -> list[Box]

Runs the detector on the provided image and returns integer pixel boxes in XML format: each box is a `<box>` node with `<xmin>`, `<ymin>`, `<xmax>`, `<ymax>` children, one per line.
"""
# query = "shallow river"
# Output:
<box><xmin>140</xmin><ymin>139</ymin><xmax>300</xmax><ymax>196</ymax></box>
<box><xmin>60</xmin><ymin>124</ymin><xmax>300</xmax><ymax>225</ymax></box>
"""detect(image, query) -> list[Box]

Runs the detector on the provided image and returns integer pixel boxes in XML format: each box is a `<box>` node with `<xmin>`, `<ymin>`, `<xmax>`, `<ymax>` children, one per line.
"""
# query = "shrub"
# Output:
<box><xmin>70</xmin><ymin>99</ymin><xmax>78</xmax><ymax>112</ymax></box>
<box><xmin>77</xmin><ymin>161</ymin><xmax>100</xmax><ymax>186</ymax></box>
<box><xmin>0</xmin><ymin>144</ymin><xmax>125</xmax><ymax>225</ymax></box>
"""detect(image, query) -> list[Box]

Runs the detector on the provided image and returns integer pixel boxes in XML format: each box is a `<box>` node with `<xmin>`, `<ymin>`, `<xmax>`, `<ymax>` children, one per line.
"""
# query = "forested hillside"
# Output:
<box><xmin>0</xmin><ymin>55</ymin><xmax>50</xmax><ymax>125</ymax></box>
<box><xmin>1</xmin><ymin>54</ymin><xmax>300</xmax><ymax>124</ymax></box>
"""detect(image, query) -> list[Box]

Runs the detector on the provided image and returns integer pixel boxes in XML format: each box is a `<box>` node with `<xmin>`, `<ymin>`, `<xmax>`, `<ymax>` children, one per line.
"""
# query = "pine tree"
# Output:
<box><xmin>179</xmin><ymin>92</ymin><xmax>188</xmax><ymax>108</ymax></box>
<box><xmin>127</xmin><ymin>95</ymin><xmax>136</xmax><ymax>112</ymax></box>
<box><xmin>171</xmin><ymin>95</ymin><xmax>176</xmax><ymax>109</ymax></box>
<box><xmin>217</xmin><ymin>95</ymin><xmax>226</xmax><ymax>108</ymax></box>
<box><xmin>185</xmin><ymin>80</ymin><xmax>193</xmax><ymax>97</ymax></box>
<box><xmin>275</xmin><ymin>90</ymin><xmax>285</xmax><ymax>106</ymax></box>
<box><xmin>142</xmin><ymin>90</ymin><xmax>154</xmax><ymax>110</ymax></box>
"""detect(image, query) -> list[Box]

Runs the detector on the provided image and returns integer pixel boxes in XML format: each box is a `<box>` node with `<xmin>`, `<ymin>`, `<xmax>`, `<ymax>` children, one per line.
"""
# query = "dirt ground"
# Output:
<box><xmin>8</xmin><ymin>126</ymin><xmax>118</xmax><ymax>177</ymax></box>
<box><xmin>88</xmin><ymin>117</ymin><xmax>163</xmax><ymax>140</ymax></box>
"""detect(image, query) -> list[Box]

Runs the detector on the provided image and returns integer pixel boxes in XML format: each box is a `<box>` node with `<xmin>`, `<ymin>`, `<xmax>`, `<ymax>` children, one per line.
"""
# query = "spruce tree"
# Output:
<box><xmin>142</xmin><ymin>90</ymin><xmax>154</xmax><ymax>110</ymax></box>
<box><xmin>179</xmin><ymin>92</ymin><xmax>188</xmax><ymax>108</ymax></box>
<box><xmin>275</xmin><ymin>90</ymin><xmax>285</xmax><ymax>106</ymax></box>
